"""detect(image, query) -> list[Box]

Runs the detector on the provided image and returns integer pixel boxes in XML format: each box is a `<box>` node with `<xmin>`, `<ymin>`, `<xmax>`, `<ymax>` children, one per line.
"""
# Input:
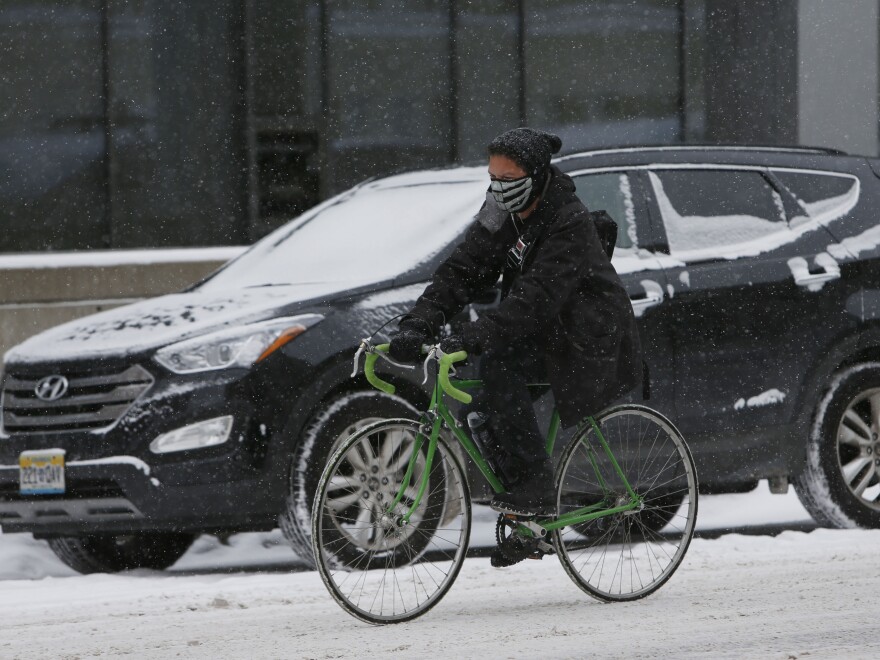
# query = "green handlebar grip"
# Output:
<box><xmin>439</xmin><ymin>351</ymin><xmax>472</xmax><ymax>404</ymax></box>
<box><xmin>364</xmin><ymin>345</ymin><xmax>396</xmax><ymax>395</ymax></box>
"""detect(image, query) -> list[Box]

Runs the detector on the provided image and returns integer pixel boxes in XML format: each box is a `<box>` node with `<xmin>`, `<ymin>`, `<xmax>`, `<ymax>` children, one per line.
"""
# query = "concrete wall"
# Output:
<box><xmin>799</xmin><ymin>0</ymin><xmax>879</xmax><ymax>154</ymax></box>
<box><xmin>0</xmin><ymin>250</ymin><xmax>241</xmax><ymax>362</ymax></box>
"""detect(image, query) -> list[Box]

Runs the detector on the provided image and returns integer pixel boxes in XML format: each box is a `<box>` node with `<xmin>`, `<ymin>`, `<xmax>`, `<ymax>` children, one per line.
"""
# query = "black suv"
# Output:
<box><xmin>3</xmin><ymin>146</ymin><xmax>880</xmax><ymax>573</ymax></box>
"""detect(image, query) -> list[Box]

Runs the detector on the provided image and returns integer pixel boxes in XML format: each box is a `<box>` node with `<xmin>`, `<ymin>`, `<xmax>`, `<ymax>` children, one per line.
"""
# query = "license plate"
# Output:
<box><xmin>20</xmin><ymin>449</ymin><xmax>66</xmax><ymax>495</ymax></box>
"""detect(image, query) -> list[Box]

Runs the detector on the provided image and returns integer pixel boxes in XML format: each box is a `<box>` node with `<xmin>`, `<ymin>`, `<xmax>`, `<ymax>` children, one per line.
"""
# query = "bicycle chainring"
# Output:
<box><xmin>494</xmin><ymin>514</ymin><xmax>554</xmax><ymax>563</ymax></box>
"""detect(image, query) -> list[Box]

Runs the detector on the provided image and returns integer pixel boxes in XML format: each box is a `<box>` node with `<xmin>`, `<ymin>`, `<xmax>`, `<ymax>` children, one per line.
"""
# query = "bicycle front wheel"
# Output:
<box><xmin>311</xmin><ymin>418</ymin><xmax>471</xmax><ymax>624</ymax></box>
<box><xmin>553</xmin><ymin>405</ymin><xmax>698</xmax><ymax>602</ymax></box>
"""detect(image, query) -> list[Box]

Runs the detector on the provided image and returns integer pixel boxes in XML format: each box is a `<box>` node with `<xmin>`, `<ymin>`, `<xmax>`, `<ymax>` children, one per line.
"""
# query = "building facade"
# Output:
<box><xmin>1</xmin><ymin>0</ymin><xmax>877</xmax><ymax>253</ymax></box>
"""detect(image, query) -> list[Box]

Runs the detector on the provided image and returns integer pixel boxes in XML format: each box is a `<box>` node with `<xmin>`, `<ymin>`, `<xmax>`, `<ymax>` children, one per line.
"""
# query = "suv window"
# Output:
<box><xmin>572</xmin><ymin>172</ymin><xmax>637</xmax><ymax>251</ymax></box>
<box><xmin>648</xmin><ymin>169</ymin><xmax>787</xmax><ymax>257</ymax></box>
<box><xmin>772</xmin><ymin>170</ymin><xmax>859</xmax><ymax>227</ymax></box>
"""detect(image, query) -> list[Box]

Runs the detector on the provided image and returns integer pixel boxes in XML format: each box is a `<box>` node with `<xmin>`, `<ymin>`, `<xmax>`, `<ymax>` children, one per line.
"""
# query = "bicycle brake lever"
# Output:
<box><xmin>351</xmin><ymin>339</ymin><xmax>370</xmax><ymax>377</ymax></box>
<box><xmin>422</xmin><ymin>346</ymin><xmax>438</xmax><ymax>384</ymax></box>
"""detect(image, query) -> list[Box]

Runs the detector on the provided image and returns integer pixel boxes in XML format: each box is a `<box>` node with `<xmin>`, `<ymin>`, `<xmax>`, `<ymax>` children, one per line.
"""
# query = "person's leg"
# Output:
<box><xmin>478</xmin><ymin>342</ymin><xmax>545</xmax><ymax>470</ymax></box>
<box><xmin>475</xmin><ymin>341</ymin><xmax>555</xmax><ymax>516</ymax></box>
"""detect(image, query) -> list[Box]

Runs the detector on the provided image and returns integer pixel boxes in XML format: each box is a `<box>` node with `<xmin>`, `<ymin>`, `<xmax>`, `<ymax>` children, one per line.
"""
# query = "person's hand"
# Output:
<box><xmin>440</xmin><ymin>324</ymin><xmax>482</xmax><ymax>356</ymax></box>
<box><xmin>389</xmin><ymin>319</ymin><xmax>430</xmax><ymax>364</ymax></box>
<box><xmin>439</xmin><ymin>335</ymin><xmax>465</xmax><ymax>355</ymax></box>
<box><xmin>389</xmin><ymin>328</ymin><xmax>427</xmax><ymax>363</ymax></box>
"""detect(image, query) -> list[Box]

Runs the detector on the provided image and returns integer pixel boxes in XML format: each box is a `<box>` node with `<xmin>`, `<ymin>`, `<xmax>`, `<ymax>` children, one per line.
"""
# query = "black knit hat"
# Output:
<box><xmin>487</xmin><ymin>128</ymin><xmax>563</xmax><ymax>181</ymax></box>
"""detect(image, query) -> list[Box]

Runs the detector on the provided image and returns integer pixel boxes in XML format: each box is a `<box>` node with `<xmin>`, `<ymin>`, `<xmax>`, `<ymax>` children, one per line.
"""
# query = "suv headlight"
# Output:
<box><xmin>154</xmin><ymin>314</ymin><xmax>323</xmax><ymax>374</ymax></box>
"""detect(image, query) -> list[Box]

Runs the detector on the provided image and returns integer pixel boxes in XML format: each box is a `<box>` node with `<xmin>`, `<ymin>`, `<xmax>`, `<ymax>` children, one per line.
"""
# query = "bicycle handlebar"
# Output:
<box><xmin>437</xmin><ymin>350</ymin><xmax>472</xmax><ymax>404</ymax></box>
<box><xmin>360</xmin><ymin>342</ymin><xmax>472</xmax><ymax>404</ymax></box>
<box><xmin>362</xmin><ymin>345</ymin><xmax>394</xmax><ymax>395</ymax></box>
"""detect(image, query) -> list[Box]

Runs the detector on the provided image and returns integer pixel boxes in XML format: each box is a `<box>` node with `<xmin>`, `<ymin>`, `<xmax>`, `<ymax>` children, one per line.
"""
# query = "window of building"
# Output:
<box><xmin>0</xmin><ymin>1</ymin><xmax>106</xmax><ymax>252</ymax></box>
<box><xmin>105</xmin><ymin>0</ymin><xmax>247</xmax><ymax>248</ymax></box>
<box><xmin>454</xmin><ymin>1</ymin><xmax>521</xmax><ymax>162</ymax></box>
<box><xmin>249</xmin><ymin>0</ymin><xmax>322</xmax><ymax>239</ymax></box>
<box><xmin>523</xmin><ymin>0</ymin><xmax>682</xmax><ymax>151</ymax></box>
<box><xmin>325</xmin><ymin>1</ymin><xmax>453</xmax><ymax>192</ymax></box>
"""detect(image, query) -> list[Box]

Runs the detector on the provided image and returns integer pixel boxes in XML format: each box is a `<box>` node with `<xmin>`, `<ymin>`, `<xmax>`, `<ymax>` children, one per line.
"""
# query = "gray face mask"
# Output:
<box><xmin>489</xmin><ymin>176</ymin><xmax>533</xmax><ymax>213</ymax></box>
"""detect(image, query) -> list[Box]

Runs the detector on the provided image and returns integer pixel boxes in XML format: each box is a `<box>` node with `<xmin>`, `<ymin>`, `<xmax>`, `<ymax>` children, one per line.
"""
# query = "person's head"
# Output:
<box><xmin>487</xmin><ymin>128</ymin><xmax>562</xmax><ymax>214</ymax></box>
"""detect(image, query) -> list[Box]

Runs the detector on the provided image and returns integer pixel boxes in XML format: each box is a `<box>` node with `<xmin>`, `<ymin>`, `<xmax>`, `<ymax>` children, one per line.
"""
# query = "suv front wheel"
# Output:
<box><xmin>279</xmin><ymin>390</ymin><xmax>420</xmax><ymax>567</ymax></box>
<box><xmin>47</xmin><ymin>532</ymin><xmax>196</xmax><ymax>574</ymax></box>
<box><xmin>795</xmin><ymin>362</ymin><xmax>880</xmax><ymax>528</ymax></box>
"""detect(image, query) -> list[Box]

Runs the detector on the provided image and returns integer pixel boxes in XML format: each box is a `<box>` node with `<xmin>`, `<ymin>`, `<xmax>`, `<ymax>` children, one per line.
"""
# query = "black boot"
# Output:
<box><xmin>490</xmin><ymin>459</ymin><xmax>556</xmax><ymax>517</ymax></box>
<box><xmin>467</xmin><ymin>411</ymin><xmax>522</xmax><ymax>488</ymax></box>
<box><xmin>490</xmin><ymin>534</ymin><xmax>531</xmax><ymax>568</ymax></box>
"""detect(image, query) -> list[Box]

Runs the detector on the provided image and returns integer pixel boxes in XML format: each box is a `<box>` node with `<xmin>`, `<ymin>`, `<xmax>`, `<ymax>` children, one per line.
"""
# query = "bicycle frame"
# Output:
<box><xmin>364</xmin><ymin>343</ymin><xmax>643</xmax><ymax>532</ymax></box>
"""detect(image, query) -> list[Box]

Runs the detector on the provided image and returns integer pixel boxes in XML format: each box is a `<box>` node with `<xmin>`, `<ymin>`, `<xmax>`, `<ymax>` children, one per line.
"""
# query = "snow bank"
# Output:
<box><xmin>0</xmin><ymin>533</ymin><xmax>76</xmax><ymax>580</ymax></box>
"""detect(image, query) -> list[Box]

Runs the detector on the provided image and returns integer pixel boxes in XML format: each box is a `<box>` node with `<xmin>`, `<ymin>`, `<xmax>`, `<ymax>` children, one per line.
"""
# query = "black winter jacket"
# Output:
<box><xmin>407</xmin><ymin>166</ymin><xmax>642</xmax><ymax>425</ymax></box>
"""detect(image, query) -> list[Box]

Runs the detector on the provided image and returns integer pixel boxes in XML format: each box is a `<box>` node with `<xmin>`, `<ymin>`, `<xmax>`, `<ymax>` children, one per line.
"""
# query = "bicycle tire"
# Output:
<box><xmin>311</xmin><ymin>418</ymin><xmax>471</xmax><ymax>624</ymax></box>
<box><xmin>553</xmin><ymin>404</ymin><xmax>698</xmax><ymax>602</ymax></box>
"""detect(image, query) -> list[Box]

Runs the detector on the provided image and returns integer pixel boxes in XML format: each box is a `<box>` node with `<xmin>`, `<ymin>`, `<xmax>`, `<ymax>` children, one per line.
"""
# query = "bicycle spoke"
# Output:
<box><xmin>554</xmin><ymin>406</ymin><xmax>698</xmax><ymax>602</ymax></box>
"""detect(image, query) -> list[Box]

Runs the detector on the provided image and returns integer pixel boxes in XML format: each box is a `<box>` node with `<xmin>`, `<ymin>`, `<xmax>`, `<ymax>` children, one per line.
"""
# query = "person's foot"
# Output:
<box><xmin>490</xmin><ymin>515</ymin><xmax>555</xmax><ymax>567</ymax></box>
<box><xmin>490</xmin><ymin>536</ymin><xmax>530</xmax><ymax>568</ymax></box>
<box><xmin>490</xmin><ymin>460</ymin><xmax>556</xmax><ymax>517</ymax></box>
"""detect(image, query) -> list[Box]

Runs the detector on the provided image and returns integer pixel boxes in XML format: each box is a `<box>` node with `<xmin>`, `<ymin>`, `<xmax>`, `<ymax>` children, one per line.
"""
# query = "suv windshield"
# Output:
<box><xmin>199</xmin><ymin>174</ymin><xmax>487</xmax><ymax>292</ymax></box>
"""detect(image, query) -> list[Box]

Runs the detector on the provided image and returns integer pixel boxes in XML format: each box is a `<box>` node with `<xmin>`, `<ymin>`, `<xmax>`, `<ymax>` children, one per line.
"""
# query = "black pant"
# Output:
<box><xmin>469</xmin><ymin>340</ymin><xmax>547</xmax><ymax>468</ymax></box>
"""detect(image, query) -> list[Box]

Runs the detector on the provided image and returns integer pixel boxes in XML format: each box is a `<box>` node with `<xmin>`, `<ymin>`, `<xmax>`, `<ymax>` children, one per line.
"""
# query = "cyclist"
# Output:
<box><xmin>390</xmin><ymin>127</ymin><xmax>642</xmax><ymax>518</ymax></box>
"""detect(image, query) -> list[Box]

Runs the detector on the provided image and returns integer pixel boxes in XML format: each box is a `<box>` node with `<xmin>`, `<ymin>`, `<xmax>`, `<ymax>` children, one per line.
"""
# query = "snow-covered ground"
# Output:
<box><xmin>3</xmin><ymin>484</ymin><xmax>875</xmax><ymax>658</ymax></box>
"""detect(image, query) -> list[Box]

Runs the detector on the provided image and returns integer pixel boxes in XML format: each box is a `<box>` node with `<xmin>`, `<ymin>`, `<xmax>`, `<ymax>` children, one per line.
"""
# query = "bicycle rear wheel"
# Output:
<box><xmin>553</xmin><ymin>405</ymin><xmax>698</xmax><ymax>602</ymax></box>
<box><xmin>311</xmin><ymin>418</ymin><xmax>471</xmax><ymax>624</ymax></box>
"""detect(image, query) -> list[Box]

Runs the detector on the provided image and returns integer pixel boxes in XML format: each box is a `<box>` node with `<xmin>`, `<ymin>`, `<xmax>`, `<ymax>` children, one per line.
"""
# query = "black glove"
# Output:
<box><xmin>389</xmin><ymin>317</ymin><xmax>431</xmax><ymax>364</ymax></box>
<box><xmin>439</xmin><ymin>334</ymin><xmax>464</xmax><ymax>354</ymax></box>
<box><xmin>441</xmin><ymin>324</ymin><xmax>483</xmax><ymax>356</ymax></box>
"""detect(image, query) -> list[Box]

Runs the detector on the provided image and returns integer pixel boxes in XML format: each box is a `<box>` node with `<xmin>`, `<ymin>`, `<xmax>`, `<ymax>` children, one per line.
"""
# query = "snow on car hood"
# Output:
<box><xmin>4</xmin><ymin>284</ymin><xmax>343</xmax><ymax>364</ymax></box>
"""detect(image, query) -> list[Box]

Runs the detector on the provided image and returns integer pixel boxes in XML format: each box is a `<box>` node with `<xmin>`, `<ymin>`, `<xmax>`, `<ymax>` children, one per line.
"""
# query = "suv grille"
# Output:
<box><xmin>2</xmin><ymin>365</ymin><xmax>154</xmax><ymax>433</ymax></box>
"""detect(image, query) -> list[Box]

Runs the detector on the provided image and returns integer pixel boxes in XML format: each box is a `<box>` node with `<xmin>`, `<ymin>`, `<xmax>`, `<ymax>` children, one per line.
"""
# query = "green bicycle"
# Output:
<box><xmin>311</xmin><ymin>339</ymin><xmax>698</xmax><ymax>624</ymax></box>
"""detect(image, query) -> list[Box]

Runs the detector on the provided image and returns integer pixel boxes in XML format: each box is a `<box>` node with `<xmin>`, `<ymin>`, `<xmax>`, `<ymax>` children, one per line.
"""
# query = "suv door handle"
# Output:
<box><xmin>629</xmin><ymin>280</ymin><xmax>665</xmax><ymax>313</ymax></box>
<box><xmin>630</xmin><ymin>292</ymin><xmax>663</xmax><ymax>311</ymax></box>
<box><xmin>793</xmin><ymin>265</ymin><xmax>840</xmax><ymax>288</ymax></box>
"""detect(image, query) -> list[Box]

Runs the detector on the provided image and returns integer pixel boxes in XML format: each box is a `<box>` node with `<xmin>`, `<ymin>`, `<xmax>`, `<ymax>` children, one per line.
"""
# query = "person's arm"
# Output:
<box><xmin>406</xmin><ymin>216</ymin><xmax>507</xmax><ymax>335</ymax></box>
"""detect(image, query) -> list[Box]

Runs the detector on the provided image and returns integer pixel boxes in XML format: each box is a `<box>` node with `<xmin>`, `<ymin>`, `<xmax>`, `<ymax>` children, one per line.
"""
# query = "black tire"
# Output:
<box><xmin>794</xmin><ymin>362</ymin><xmax>880</xmax><ymax>528</ymax></box>
<box><xmin>46</xmin><ymin>532</ymin><xmax>195</xmax><ymax>574</ymax></box>
<box><xmin>553</xmin><ymin>405</ymin><xmax>698</xmax><ymax>602</ymax></box>
<box><xmin>312</xmin><ymin>419</ymin><xmax>471</xmax><ymax>624</ymax></box>
<box><xmin>279</xmin><ymin>391</ymin><xmax>419</xmax><ymax>567</ymax></box>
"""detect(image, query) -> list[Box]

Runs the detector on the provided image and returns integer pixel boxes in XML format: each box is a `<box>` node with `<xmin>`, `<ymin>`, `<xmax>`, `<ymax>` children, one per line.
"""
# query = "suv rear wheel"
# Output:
<box><xmin>795</xmin><ymin>363</ymin><xmax>880</xmax><ymax>528</ymax></box>
<box><xmin>279</xmin><ymin>391</ymin><xmax>419</xmax><ymax>567</ymax></box>
<box><xmin>47</xmin><ymin>532</ymin><xmax>195</xmax><ymax>574</ymax></box>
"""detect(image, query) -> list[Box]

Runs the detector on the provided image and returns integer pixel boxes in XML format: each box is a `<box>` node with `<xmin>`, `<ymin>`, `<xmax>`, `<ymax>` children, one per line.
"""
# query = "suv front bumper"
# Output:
<box><xmin>0</xmin><ymin>455</ymin><xmax>280</xmax><ymax>535</ymax></box>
